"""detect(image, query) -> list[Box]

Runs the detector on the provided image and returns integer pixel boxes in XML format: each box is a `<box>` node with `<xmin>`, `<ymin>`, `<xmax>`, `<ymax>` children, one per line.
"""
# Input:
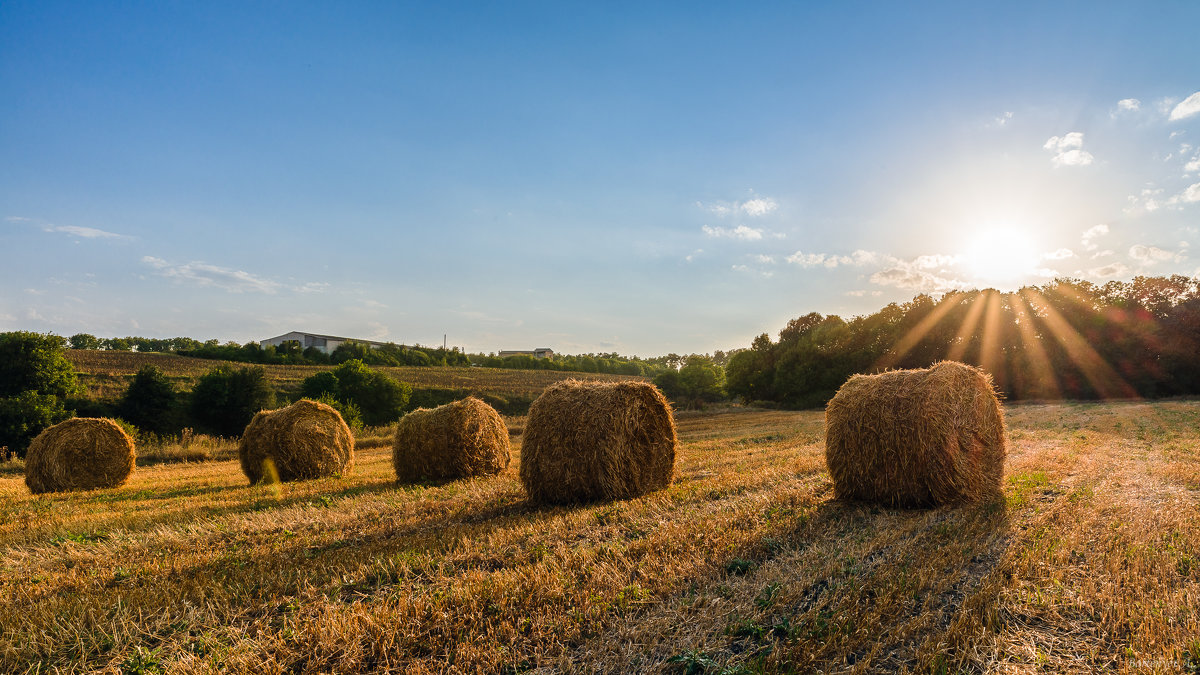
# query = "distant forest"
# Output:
<box><xmin>726</xmin><ymin>275</ymin><xmax>1200</xmax><ymax>408</ymax></box>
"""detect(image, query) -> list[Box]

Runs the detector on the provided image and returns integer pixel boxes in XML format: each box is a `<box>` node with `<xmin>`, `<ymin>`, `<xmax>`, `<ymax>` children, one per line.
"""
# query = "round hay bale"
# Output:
<box><xmin>393</xmin><ymin>396</ymin><xmax>511</xmax><ymax>483</ymax></box>
<box><xmin>24</xmin><ymin>418</ymin><xmax>136</xmax><ymax>494</ymax></box>
<box><xmin>824</xmin><ymin>360</ymin><xmax>1007</xmax><ymax>506</ymax></box>
<box><xmin>520</xmin><ymin>379</ymin><xmax>677</xmax><ymax>504</ymax></box>
<box><xmin>238</xmin><ymin>399</ymin><xmax>354</xmax><ymax>484</ymax></box>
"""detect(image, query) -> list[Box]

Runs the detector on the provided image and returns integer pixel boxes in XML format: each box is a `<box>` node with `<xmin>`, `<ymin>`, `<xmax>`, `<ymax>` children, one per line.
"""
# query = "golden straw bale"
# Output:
<box><xmin>393</xmin><ymin>396</ymin><xmax>510</xmax><ymax>483</ymax></box>
<box><xmin>520</xmin><ymin>379</ymin><xmax>677</xmax><ymax>504</ymax></box>
<box><xmin>24</xmin><ymin>417</ymin><xmax>136</xmax><ymax>494</ymax></box>
<box><xmin>239</xmin><ymin>399</ymin><xmax>354</xmax><ymax>484</ymax></box>
<box><xmin>825</xmin><ymin>360</ymin><xmax>1006</xmax><ymax>506</ymax></box>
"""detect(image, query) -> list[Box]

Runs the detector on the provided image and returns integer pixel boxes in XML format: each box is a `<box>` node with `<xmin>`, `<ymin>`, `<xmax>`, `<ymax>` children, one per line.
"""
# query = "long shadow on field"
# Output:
<box><xmin>756</xmin><ymin>497</ymin><xmax>1013</xmax><ymax>672</ymax></box>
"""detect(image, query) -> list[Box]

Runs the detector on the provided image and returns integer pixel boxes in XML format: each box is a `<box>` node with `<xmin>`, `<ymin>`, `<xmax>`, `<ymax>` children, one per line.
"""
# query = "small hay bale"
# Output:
<box><xmin>24</xmin><ymin>418</ymin><xmax>136</xmax><ymax>494</ymax></box>
<box><xmin>239</xmin><ymin>399</ymin><xmax>354</xmax><ymax>484</ymax></box>
<box><xmin>824</xmin><ymin>360</ymin><xmax>1006</xmax><ymax>506</ymax></box>
<box><xmin>520</xmin><ymin>379</ymin><xmax>677</xmax><ymax>504</ymax></box>
<box><xmin>393</xmin><ymin>396</ymin><xmax>511</xmax><ymax>483</ymax></box>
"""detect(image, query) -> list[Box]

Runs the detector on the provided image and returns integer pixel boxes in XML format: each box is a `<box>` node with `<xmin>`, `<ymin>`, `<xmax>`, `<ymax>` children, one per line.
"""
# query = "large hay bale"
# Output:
<box><xmin>25</xmin><ymin>418</ymin><xmax>136</xmax><ymax>494</ymax></box>
<box><xmin>393</xmin><ymin>396</ymin><xmax>511</xmax><ymax>483</ymax></box>
<box><xmin>824</xmin><ymin>360</ymin><xmax>1006</xmax><ymax>506</ymax></box>
<box><xmin>239</xmin><ymin>399</ymin><xmax>354</xmax><ymax>484</ymax></box>
<box><xmin>520</xmin><ymin>379</ymin><xmax>677</xmax><ymax>504</ymax></box>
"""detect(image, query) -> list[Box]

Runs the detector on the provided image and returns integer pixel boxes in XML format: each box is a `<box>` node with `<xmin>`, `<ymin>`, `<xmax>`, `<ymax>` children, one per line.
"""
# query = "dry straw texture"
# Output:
<box><xmin>825</xmin><ymin>360</ymin><xmax>1006</xmax><ymax>506</ymax></box>
<box><xmin>24</xmin><ymin>417</ymin><xmax>136</xmax><ymax>494</ymax></box>
<box><xmin>238</xmin><ymin>399</ymin><xmax>354</xmax><ymax>484</ymax></box>
<box><xmin>393</xmin><ymin>396</ymin><xmax>511</xmax><ymax>483</ymax></box>
<box><xmin>520</xmin><ymin>379</ymin><xmax>677</xmax><ymax>504</ymax></box>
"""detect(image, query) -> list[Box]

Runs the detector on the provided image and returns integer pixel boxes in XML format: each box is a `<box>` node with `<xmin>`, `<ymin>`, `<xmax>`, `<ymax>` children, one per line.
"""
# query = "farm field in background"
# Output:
<box><xmin>64</xmin><ymin>350</ymin><xmax>639</xmax><ymax>400</ymax></box>
<box><xmin>2</xmin><ymin>401</ymin><xmax>1198</xmax><ymax>672</ymax></box>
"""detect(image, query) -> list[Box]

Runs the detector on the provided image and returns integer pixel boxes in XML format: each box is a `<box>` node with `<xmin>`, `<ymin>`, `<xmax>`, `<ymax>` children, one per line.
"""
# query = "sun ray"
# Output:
<box><xmin>1009</xmin><ymin>290</ymin><xmax>1062</xmax><ymax>399</ymax></box>
<box><xmin>978</xmin><ymin>290</ymin><xmax>1006</xmax><ymax>384</ymax></box>
<box><xmin>1022</xmin><ymin>288</ymin><xmax>1137</xmax><ymax>399</ymax></box>
<box><xmin>875</xmin><ymin>293</ymin><xmax>964</xmax><ymax>370</ymax></box>
<box><xmin>946</xmin><ymin>291</ymin><xmax>988</xmax><ymax>362</ymax></box>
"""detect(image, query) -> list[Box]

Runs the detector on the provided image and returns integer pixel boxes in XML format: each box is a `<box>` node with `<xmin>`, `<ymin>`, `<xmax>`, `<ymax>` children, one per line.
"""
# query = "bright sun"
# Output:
<box><xmin>962</xmin><ymin>228</ymin><xmax>1042</xmax><ymax>286</ymax></box>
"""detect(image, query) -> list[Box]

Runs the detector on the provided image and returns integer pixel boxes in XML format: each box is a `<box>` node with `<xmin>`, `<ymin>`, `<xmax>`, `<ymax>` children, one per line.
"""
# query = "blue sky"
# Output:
<box><xmin>3</xmin><ymin>2</ymin><xmax>1199</xmax><ymax>356</ymax></box>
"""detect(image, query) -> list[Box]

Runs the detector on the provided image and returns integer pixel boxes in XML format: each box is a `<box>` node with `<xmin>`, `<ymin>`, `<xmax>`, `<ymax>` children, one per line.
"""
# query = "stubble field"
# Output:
<box><xmin>1</xmin><ymin>401</ymin><xmax>1198</xmax><ymax>673</ymax></box>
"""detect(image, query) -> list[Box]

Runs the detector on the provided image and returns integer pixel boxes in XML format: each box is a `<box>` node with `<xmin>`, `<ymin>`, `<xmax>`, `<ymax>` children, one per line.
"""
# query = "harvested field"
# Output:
<box><xmin>64</xmin><ymin>350</ymin><xmax>641</xmax><ymax>400</ymax></box>
<box><xmin>0</xmin><ymin>401</ymin><xmax>1198</xmax><ymax>672</ymax></box>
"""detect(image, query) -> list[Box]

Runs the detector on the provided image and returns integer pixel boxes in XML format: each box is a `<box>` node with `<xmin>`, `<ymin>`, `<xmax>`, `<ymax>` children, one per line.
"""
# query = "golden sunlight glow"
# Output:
<box><xmin>962</xmin><ymin>228</ymin><xmax>1042</xmax><ymax>286</ymax></box>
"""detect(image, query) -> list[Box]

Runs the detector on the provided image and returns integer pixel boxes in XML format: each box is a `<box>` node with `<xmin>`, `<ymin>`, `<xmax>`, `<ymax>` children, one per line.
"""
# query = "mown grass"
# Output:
<box><xmin>0</xmin><ymin>401</ymin><xmax>1198</xmax><ymax>673</ymax></box>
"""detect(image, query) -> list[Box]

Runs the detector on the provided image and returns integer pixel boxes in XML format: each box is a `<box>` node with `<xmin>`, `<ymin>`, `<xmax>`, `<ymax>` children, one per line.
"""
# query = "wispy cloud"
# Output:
<box><xmin>699</xmin><ymin>196</ymin><xmax>779</xmax><ymax>218</ymax></box>
<box><xmin>1117</xmin><ymin>98</ymin><xmax>1141</xmax><ymax>112</ymax></box>
<box><xmin>1043</xmin><ymin>132</ymin><xmax>1094</xmax><ymax>167</ymax></box>
<box><xmin>1173</xmin><ymin>182</ymin><xmax>1200</xmax><ymax>204</ymax></box>
<box><xmin>785</xmin><ymin>249</ymin><xmax>877</xmax><ymax>268</ymax></box>
<box><xmin>1081</xmin><ymin>224</ymin><xmax>1110</xmax><ymax>251</ymax></box>
<box><xmin>703</xmin><ymin>224</ymin><xmax>765</xmax><ymax>240</ymax></box>
<box><xmin>1043</xmin><ymin>248</ymin><xmax>1074</xmax><ymax>260</ymax></box>
<box><xmin>1086</xmin><ymin>262</ymin><xmax>1130</xmax><ymax>278</ymax></box>
<box><xmin>993</xmin><ymin>111</ymin><xmax>1014</xmax><ymax>127</ymax></box>
<box><xmin>142</xmin><ymin>256</ymin><xmax>282</xmax><ymax>294</ymax></box>
<box><xmin>731</xmin><ymin>264</ymin><xmax>774</xmax><ymax>278</ymax></box>
<box><xmin>1169</xmin><ymin>91</ymin><xmax>1200</xmax><ymax>121</ymax></box>
<box><xmin>1129</xmin><ymin>244</ymin><xmax>1186</xmax><ymax>264</ymax></box>
<box><xmin>43</xmin><ymin>224</ymin><xmax>127</xmax><ymax>239</ymax></box>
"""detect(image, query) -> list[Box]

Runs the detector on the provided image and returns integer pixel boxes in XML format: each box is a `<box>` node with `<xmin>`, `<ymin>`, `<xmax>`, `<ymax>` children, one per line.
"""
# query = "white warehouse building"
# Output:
<box><xmin>260</xmin><ymin>331</ymin><xmax>390</xmax><ymax>355</ymax></box>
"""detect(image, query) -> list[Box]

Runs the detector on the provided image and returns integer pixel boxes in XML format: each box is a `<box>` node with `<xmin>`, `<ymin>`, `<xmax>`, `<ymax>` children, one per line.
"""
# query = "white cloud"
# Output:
<box><xmin>1176</xmin><ymin>182</ymin><xmax>1200</xmax><ymax>204</ymax></box>
<box><xmin>751</xmin><ymin>254</ymin><xmax>776</xmax><ymax>264</ymax></box>
<box><xmin>1081</xmin><ymin>224</ymin><xmax>1110</xmax><ymax>251</ymax></box>
<box><xmin>741</xmin><ymin>198</ymin><xmax>778</xmax><ymax>217</ymax></box>
<box><xmin>1129</xmin><ymin>244</ymin><xmax>1185</xmax><ymax>264</ymax></box>
<box><xmin>1042</xmin><ymin>248</ymin><xmax>1074</xmax><ymax>260</ymax></box>
<box><xmin>785</xmin><ymin>248</ymin><xmax>878</xmax><ymax>268</ymax></box>
<box><xmin>43</xmin><ymin>224</ymin><xmax>126</xmax><ymax>239</ymax></box>
<box><xmin>731</xmin><ymin>264</ymin><xmax>774</xmax><ymax>278</ymax></box>
<box><xmin>1118</xmin><ymin>98</ymin><xmax>1141</xmax><ymax>112</ymax></box>
<box><xmin>1169</xmin><ymin>91</ymin><xmax>1200</xmax><ymax>121</ymax></box>
<box><xmin>1087</xmin><ymin>262</ymin><xmax>1130</xmax><ymax>278</ymax></box>
<box><xmin>1044</xmin><ymin>132</ymin><xmax>1094</xmax><ymax>167</ymax></box>
<box><xmin>142</xmin><ymin>256</ymin><xmax>282</xmax><ymax>294</ymax></box>
<box><xmin>1185</xmin><ymin>156</ymin><xmax>1200</xmax><ymax>173</ymax></box>
<box><xmin>685</xmin><ymin>249</ymin><xmax>703</xmax><ymax>262</ymax></box>
<box><xmin>699</xmin><ymin>196</ymin><xmax>779</xmax><ymax>218</ymax></box>
<box><xmin>869</xmin><ymin>264</ymin><xmax>964</xmax><ymax>293</ymax></box>
<box><xmin>703</xmin><ymin>224</ymin><xmax>764</xmax><ymax>240</ymax></box>
<box><xmin>994</xmin><ymin>111</ymin><xmax>1014</xmax><ymax>126</ymax></box>
<box><xmin>1092</xmin><ymin>249</ymin><xmax>1114</xmax><ymax>259</ymax></box>
<box><xmin>912</xmin><ymin>254</ymin><xmax>960</xmax><ymax>269</ymax></box>
<box><xmin>785</xmin><ymin>251</ymin><xmax>828</xmax><ymax>267</ymax></box>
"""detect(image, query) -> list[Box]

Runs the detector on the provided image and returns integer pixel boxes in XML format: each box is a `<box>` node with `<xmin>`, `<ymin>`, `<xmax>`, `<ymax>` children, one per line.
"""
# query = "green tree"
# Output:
<box><xmin>68</xmin><ymin>333</ymin><xmax>102</xmax><ymax>350</ymax></box>
<box><xmin>0</xmin><ymin>391</ymin><xmax>73</xmax><ymax>457</ymax></box>
<box><xmin>0</xmin><ymin>331</ymin><xmax>80</xmax><ymax>398</ymax></box>
<box><xmin>299</xmin><ymin>359</ymin><xmax>410</xmax><ymax>426</ymax></box>
<box><xmin>188</xmin><ymin>366</ymin><xmax>274</xmax><ymax>436</ymax></box>
<box><xmin>0</xmin><ymin>332</ymin><xmax>79</xmax><ymax>456</ymax></box>
<box><xmin>118</xmin><ymin>366</ymin><xmax>178</xmax><ymax>436</ymax></box>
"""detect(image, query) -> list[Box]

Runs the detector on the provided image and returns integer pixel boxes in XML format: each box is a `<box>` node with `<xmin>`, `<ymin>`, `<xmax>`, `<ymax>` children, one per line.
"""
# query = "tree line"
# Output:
<box><xmin>725</xmin><ymin>275</ymin><xmax>1200</xmax><ymax>408</ymax></box>
<box><xmin>0</xmin><ymin>330</ymin><xmax>420</xmax><ymax>456</ymax></box>
<box><xmin>64</xmin><ymin>333</ymin><xmax>470</xmax><ymax>368</ymax></box>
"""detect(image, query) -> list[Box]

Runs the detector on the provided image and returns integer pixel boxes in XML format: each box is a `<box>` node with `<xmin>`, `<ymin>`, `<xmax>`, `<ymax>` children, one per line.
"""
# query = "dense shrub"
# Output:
<box><xmin>0</xmin><ymin>391</ymin><xmax>73</xmax><ymax>457</ymax></box>
<box><xmin>188</xmin><ymin>366</ymin><xmax>274</xmax><ymax>437</ymax></box>
<box><xmin>0</xmin><ymin>332</ymin><xmax>80</xmax><ymax>457</ymax></box>
<box><xmin>299</xmin><ymin>359</ymin><xmax>410</xmax><ymax>426</ymax></box>
<box><xmin>118</xmin><ymin>366</ymin><xmax>178</xmax><ymax>435</ymax></box>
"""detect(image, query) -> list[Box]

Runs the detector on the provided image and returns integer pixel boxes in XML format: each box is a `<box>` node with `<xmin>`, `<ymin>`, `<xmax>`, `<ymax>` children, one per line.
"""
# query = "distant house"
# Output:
<box><xmin>498</xmin><ymin>348</ymin><xmax>555</xmax><ymax>359</ymax></box>
<box><xmin>261</xmin><ymin>331</ymin><xmax>392</xmax><ymax>355</ymax></box>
